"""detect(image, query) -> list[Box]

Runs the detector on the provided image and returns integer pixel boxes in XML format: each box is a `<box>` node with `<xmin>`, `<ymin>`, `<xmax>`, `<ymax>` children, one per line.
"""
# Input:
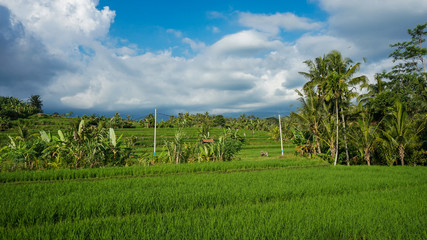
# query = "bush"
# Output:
<box><xmin>0</xmin><ymin>117</ymin><xmax>11</xmax><ymax>130</ymax></box>
<box><xmin>0</xmin><ymin>120</ymin><xmax>132</xmax><ymax>171</ymax></box>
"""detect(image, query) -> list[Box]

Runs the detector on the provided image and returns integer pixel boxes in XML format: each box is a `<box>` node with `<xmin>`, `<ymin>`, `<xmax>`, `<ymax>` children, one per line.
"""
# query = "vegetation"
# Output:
<box><xmin>291</xmin><ymin>22</ymin><xmax>427</xmax><ymax>166</ymax></box>
<box><xmin>0</xmin><ymin>162</ymin><xmax>425</xmax><ymax>239</ymax></box>
<box><xmin>0</xmin><ymin>96</ymin><xmax>43</xmax><ymax>130</ymax></box>
<box><xmin>0</xmin><ymin>22</ymin><xmax>426</xmax><ymax>240</ymax></box>
<box><xmin>1</xmin><ymin>23</ymin><xmax>426</xmax><ymax>170</ymax></box>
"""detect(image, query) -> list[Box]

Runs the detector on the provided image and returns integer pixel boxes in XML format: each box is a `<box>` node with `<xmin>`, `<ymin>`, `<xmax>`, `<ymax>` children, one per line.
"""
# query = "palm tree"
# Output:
<box><xmin>299</xmin><ymin>55</ymin><xmax>328</xmax><ymax>98</ymax></box>
<box><xmin>28</xmin><ymin>95</ymin><xmax>43</xmax><ymax>112</ymax></box>
<box><xmin>349</xmin><ymin>103</ymin><xmax>383</xmax><ymax>165</ymax></box>
<box><xmin>382</xmin><ymin>101</ymin><xmax>425</xmax><ymax>165</ymax></box>
<box><xmin>292</xmin><ymin>90</ymin><xmax>323</xmax><ymax>154</ymax></box>
<box><xmin>299</xmin><ymin>50</ymin><xmax>367</xmax><ymax>165</ymax></box>
<box><xmin>319</xmin><ymin>103</ymin><xmax>337</xmax><ymax>161</ymax></box>
<box><xmin>322</xmin><ymin>50</ymin><xmax>367</xmax><ymax>165</ymax></box>
<box><xmin>358</xmin><ymin>73</ymin><xmax>386</xmax><ymax>105</ymax></box>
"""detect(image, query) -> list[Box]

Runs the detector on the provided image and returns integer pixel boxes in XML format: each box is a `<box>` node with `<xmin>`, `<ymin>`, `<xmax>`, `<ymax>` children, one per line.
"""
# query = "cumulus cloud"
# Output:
<box><xmin>207</xmin><ymin>30</ymin><xmax>283</xmax><ymax>57</ymax></box>
<box><xmin>1</xmin><ymin>0</ymin><xmax>426</xmax><ymax>115</ymax></box>
<box><xmin>0</xmin><ymin>0</ymin><xmax>114</xmax><ymax>52</ymax></box>
<box><xmin>0</xmin><ymin>5</ymin><xmax>69</xmax><ymax>98</ymax></box>
<box><xmin>316</xmin><ymin>0</ymin><xmax>427</xmax><ymax>60</ymax></box>
<box><xmin>166</xmin><ymin>29</ymin><xmax>182</xmax><ymax>38</ymax></box>
<box><xmin>182</xmin><ymin>38</ymin><xmax>206</xmax><ymax>51</ymax></box>
<box><xmin>238</xmin><ymin>12</ymin><xmax>323</xmax><ymax>35</ymax></box>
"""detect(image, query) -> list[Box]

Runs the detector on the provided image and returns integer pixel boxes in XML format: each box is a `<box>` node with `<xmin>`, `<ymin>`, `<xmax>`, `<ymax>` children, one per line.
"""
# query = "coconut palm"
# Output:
<box><xmin>381</xmin><ymin>101</ymin><xmax>426</xmax><ymax>165</ymax></box>
<box><xmin>28</xmin><ymin>95</ymin><xmax>43</xmax><ymax>112</ymax></box>
<box><xmin>291</xmin><ymin>90</ymin><xmax>323</xmax><ymax>154</ymax></box>
<box><xmin>318</xmin><ymin>103</ymin><xmax>337</xmax><ymax>161</ymax></box>
<box><xmin>349</xmin><ymin>103</ymin><xmax>383</xmax><ymax>165</ymax></box>
<box><xmin>299</xmin><ymin>55</ymin><xmax>328</xmax><ymax>98</ymax></box>
<box><xmin>321</xmin><ymin>50</ymin><xmax>367</xmax><ymax>165</ymax></box>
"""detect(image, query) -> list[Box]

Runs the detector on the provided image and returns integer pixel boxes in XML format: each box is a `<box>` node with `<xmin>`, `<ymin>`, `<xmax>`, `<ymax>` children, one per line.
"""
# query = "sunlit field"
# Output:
<box><xmin>1</xmin><ymin>119</ymin><xmax>426</xmax><ymax>239</ymax></box>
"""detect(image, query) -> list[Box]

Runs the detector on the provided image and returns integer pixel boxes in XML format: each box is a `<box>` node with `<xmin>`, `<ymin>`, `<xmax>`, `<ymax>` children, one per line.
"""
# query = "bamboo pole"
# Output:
<box><xmin>279</xmin><ymin>115</ymin><xmax>283</xmax><ymax>156</ymax></box>
<box><xmin>154</xmin><ymin>108</ymin><xmax>157</xmax><ymax>156</ymax></box>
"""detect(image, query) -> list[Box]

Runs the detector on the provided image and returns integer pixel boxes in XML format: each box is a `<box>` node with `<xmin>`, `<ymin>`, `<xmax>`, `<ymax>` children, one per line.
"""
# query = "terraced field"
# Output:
<box><xmin>1</xmin><ymin>117</ymin><xmax>426</xmax><ymax>239</ymax></box>
<box><xmin>1</xmin><ymin>162</ymin><xmax>426</xmax><ymax>239</ymax></box>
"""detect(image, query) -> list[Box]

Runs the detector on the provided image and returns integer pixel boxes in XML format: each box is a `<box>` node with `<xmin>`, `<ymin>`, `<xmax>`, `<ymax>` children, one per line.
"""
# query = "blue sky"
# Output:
<box><xmin>0</xmin><ymin>0</ymin><xmax>426</xmax><ymax>118</ymax></box>
<box><xmin>97</xmin><ymin>0</ymin><xmax>327</xmax><ymax>53</ymax></box>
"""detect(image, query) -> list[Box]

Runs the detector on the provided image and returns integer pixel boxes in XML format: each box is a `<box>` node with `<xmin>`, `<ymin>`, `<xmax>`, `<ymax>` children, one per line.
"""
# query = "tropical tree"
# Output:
<box><xmin>349</xmin><ymin>103</ymin><xmax>383</xmax><ymax>165</ymax></box>
<box><xmin>291</xmin><ymin>90</ymin><xmax>323</xmax><ymax>154</ymax></box>
<box><xmin>299</xmin><ymin>55</ymin><xmax>328</xmax><ymax>98</ymax></box>
<box><xmin>381</xmin><ymin>101</ymin><xmax>425</xmax><ymax>165</ymax></box>
<box><xmin>386</xmin><ymin>22</ymin><xmax>427</xmax><ymax>114</ymax></box>
<box><xmin>28</xmin><ymin>95</ymin><xmax>43</xmax><ymax>112</ymax></box>
<box><xmin>318</xmin><ymin>103</ymin><xmax>337</xmax><ymax>162</ymax></box>
<box><xmin>321</xmin><ymin>50</ymin><xmax>367</xmax><ymax>165</ymax></box>
<box><xmin>358</xmin><ymin>73</ymin><xmax>394</xmax><ymax>122</ymax></box>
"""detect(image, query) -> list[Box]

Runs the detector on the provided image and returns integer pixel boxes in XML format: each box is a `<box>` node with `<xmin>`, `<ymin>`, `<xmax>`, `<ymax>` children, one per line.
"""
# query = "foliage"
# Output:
<box><xmin>161</xmin><ymin>128</ymin><xmax>244</xmax><ymax>164</ymax></box>
<box><xmin>290</xmin><ymin>22</ymin><xmax>427</xmax><ymax>166</ymax></box>
<box><xmin>385</xmin><ymin>22</ymin><xmax>427</xmax><ymax>115</ymax></box>
<box><xmin>0</xmin><ymin>117</ymin><xmax>11</xmax><ymax>130</ymax></box>
<box><xmin>28</xmin><ymin>95</ymin><xmax>43</xmax><ymax>112</ymax></box>
<box><xmin>107</xmin><ymin>112</ymin><xmax>134</xmax><ymax>128</ymax></box>
<box><xmin>0</xmin><ymin>119</ymin><xmax>131</xmax><ymax>171</ymax></box>
<box><xmin>213</xmin><ymin>114</ymin><xmax>226</xmax><ymax>127</ymax></box>
<box><xmin>0</xmin><ymin>96</ymin><xmax>41</xmax><ymax>120</ymax></box>
<box><xmin>380</xmin><ymin>101</ymin><xmax>426</xmax><ymax>166</ymax></box>
<box><xmin>0</xmin><ymin>165</ymin><xmax>425</xmax><ymax>239</ymax></box>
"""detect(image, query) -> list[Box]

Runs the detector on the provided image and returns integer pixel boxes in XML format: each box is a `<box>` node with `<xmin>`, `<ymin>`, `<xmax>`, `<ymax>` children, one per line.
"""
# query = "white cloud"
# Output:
<box><xmin>238</xmin><ymin>12</ymin><xmax>323</xmax><ymax>35</ymax></box>
<box><xmin>212</xmin><ymin>26</ymin><xmax>220</xmax><ymax>33</ymax></box>
<box><xmin>1</xmin><ymin>0</ymin><xmax>427</xmax><ymax>115</ymax></box>
<box><xmin>207</xmin><ymin>11</ymin><xmax>227</xmax><ymax>19</ymax></box>
<box><xmin>296</xmin><ymin>34</ymin><xmax>360</xmax><ymax>58</ymax></box>
<box><xmin>182</xmin><ymin>38</ymin><xmax>206</xmax><ymax>51</ymax></box>
<box><xmin>0</xmin><ymin>0</ymin><xmax>114</xmax><ymax>58</ymax></box>
<box><xmin>166</xmin><ymin>29</ymin><xmax>182</xmax><ymax>38</ymax></box>
<box><xmin>317</xmin><ymin>0</ymin><xmax>427</xmax><ymax>60</ymax></box>
<box><xmin>0</xmin><ymin>5</ymin><xmax>69</xmax><ymax>98</ymax></box>
<box><xmin>207</xmin><ymin>30</ymin><xmax>283</xmax><ymax>57</ymax></box>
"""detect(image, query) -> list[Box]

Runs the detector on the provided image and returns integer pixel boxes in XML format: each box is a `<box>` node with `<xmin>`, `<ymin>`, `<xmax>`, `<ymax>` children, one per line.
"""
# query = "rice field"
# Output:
<box><xmin>1</xmin><ymin>118</ymin><xmax>426</xmax><ymax>239</ymax></box>
<box><xmin>1</xmin><ymin>162</ymin><xmax>426</xmax><ymax>239</ymax></box>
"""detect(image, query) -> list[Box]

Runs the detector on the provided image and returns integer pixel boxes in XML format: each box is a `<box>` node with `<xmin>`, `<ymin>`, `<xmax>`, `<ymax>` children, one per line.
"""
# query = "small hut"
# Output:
<box><xmin>201</xmin><ymin>139</ymin><xmax>214</xmax><ymax>144</ymax></box>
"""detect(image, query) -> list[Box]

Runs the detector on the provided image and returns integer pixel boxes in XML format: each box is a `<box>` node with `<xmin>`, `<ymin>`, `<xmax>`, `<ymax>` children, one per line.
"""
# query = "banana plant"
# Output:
<box><xmin>214</xmin><ymin>136</ymin><xmax>225</xmax><ymax>161</ymax></box>
<box><xmin>198</xmin><ymin>143</ymin><xmax>214</xmax><ymax>162</ymax></box>
<box><xmin>6</xmin><ymin>135</ymin><xmax>37</xmax><ymax>169</ymax></box>
<box><xmin>108</xmin><ymin>128</ymin><xmax>127</xmax><ymax>165</ymax></box>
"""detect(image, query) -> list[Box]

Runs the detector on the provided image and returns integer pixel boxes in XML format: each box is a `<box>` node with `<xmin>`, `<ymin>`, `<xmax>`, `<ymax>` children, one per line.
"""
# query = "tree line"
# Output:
<box><xmin>0</xmin><ymin>23</ymin><xmax>425</xmax><ymax>170</ymax></box>
<box><xmin>0</xmin><ymin>95</ymin><xmax>43</xmax><ymax>129</ymax></box>
<box><xmin>286</xmin><ymin>22</ymin><xmax>426</xmax><ymax>166</ymax></box>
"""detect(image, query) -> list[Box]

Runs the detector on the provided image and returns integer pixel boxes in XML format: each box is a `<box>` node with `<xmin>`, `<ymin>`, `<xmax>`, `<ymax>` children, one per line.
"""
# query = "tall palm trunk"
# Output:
<box><xmin>340</xmin><ymin>105</ymin><xmax>350</xmax><ymax>166</ymax></box>
<box><xmin>330</xmin><ymin>144</ymin><xmax>336</xmax><ymax>160</ymax></box>
<box><xmin>364</xmin><ymin>147</ymin><xmax>371</xmax><ymax>166</ymax></box>
<box><xmin>399</xmin><ymin>144</ymin><xmax>405</xmax><ymax>166</ymax></box>
<box><xmin>313</xmin><ymin>121</ymin><xmax>321</xmax><ymax>154</ymax></box>
<box><xmin>315</xmin><ymin>134</ymin><xmax>321</xmax><ymax>154</ymax></box>
<box><xmin>334</xmin><ymin>98</ymin><xmax>339</xmax><ymax>166</ymax></box>
<box><xmin>420</xmin><ymin>38</ymin><xmax>427</xmax><ymax>83</ymax></box>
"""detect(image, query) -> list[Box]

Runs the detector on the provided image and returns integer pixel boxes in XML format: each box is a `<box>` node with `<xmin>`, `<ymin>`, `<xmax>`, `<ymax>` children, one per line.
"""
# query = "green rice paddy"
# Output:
<box><xmin>1</xmin><ymin>118</ymin><xmax>426</xmax><ymax>239</ymax></box>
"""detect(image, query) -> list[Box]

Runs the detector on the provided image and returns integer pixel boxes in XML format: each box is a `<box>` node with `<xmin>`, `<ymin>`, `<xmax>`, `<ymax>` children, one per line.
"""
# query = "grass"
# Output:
<box><xmin>1</xmin><ymin>166</ymin><xmax>426</xmax><ymax>239</ymax></box>
<box><xmin>1</xmin><ymin>117</ymin><xmax>426</xmax><ymax>239</ymax></box>
<box><xmin>0</xmin><ymin>156</ymin><xmax>327</xmax><ymax>183</ymax></box>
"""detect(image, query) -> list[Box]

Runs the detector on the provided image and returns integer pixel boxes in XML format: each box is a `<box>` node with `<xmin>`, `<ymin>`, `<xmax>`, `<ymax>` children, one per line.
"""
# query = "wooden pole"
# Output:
<box><xmin>279</xmin><ymin>115</ymin><xmax>283</xmax><ymax>156</ymax></box>
<box><xmin>154</xmin><ymin>109</ymin><xmax>157</xmax><ymax>156</ymax></box>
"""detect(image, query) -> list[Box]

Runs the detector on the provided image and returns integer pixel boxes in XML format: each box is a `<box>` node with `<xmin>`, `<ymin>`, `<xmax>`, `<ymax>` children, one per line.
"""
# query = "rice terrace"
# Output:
<box><xmin>1</xmin><ymin>1</ymin><xmax>427</xmax><ymax>239</ymax></box>
<box><xmin>0</xmin><ymin>110</ymin><xmax>426</xmax><ymax>239</ymax></box>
